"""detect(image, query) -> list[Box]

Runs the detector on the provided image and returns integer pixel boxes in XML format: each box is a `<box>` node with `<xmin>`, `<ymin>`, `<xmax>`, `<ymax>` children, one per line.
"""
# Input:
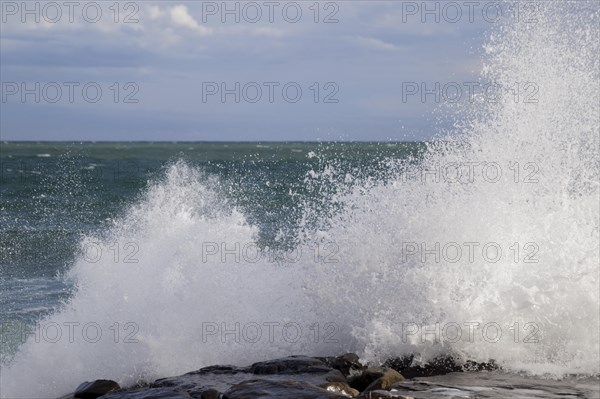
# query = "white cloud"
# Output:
<box><xmin>148</xmin><ymin>5</ymin><xmax>163</xmax><ymax>20</ymax></box>
<box><xmin>372</xmin><ymin>9</ymin><xmax>467</xmax><ymax>36</ymax></box>
<box><xmin>354</xmin><ymin>36</ymin><xmax>400</xmax><ymax>51</ymax></box>
<box><xmin>169</xmin><ymin>5</ymin><xmax>212</xmax><ymax>35</ymax></box>
<box><xmin>249</xmin><ymin>26</ymin><xmax>285</xmax><ymax>38</ymax></box>
<box><xmin>221</xmin><ymin>25</ymin><xmax>285</xmax><ymax>38</ymax></box>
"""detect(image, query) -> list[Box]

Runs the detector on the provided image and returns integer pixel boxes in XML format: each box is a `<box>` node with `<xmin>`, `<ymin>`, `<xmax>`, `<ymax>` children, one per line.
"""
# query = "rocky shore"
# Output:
<box><xmin>60</xmin><ymin>354</ymin><xmax>600</xmax><ymax>399</ymax></box>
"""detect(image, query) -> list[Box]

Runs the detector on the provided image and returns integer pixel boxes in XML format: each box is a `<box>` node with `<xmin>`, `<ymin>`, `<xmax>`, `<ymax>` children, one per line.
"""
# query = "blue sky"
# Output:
<box><xmin>0</xmin><ymin>1</ymin><xmax>494</xmax><ymax>141</ymax></box>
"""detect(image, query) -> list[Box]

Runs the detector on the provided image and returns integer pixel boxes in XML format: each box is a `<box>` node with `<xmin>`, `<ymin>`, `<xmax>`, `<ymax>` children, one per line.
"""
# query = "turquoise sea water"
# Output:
<box><xmin>0</xmin><ymin>141</ymin><xmax>423</xmax><ymax>351</ymax></box>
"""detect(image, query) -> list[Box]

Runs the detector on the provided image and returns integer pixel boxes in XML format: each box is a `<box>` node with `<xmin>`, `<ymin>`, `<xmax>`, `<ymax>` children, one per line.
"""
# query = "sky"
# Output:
<box><xmin>0</xmin><ymin>1</ymin><xmax>498</xmax><ymax>141</ymax></box>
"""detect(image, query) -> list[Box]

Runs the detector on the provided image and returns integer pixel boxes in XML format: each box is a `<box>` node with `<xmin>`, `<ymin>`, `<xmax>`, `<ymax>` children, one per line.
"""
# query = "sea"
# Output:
<box><xmin>1</xmin><ymin>1</ymin><xmax>599</xmax><ymax>398</ymax></box>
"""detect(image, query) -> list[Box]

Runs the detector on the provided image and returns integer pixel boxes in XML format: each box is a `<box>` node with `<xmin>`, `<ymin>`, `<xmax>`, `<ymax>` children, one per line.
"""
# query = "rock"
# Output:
<box><xmin>349</xmin><ymin>368</ymin><xmax>405</xmax><ymax>392</ymax></box>
<box><xmin>319</xmin><ymin>353</ymin><xmax>365</xmax><ymax>378</ymax></box>
<box><xmin>87</xmin><ymin>356</ymin><xmax>348</xmax><ymax>398</ymax></box>
<box><xmin>201</xmin><ymin>388</ymin><xmax>221</xmax><ymax>399</ymax></box>
<box><xmin>387</xmin><ymin>380</ymin><xmax>442</xmax><ymax>396</ymax></box>
<box><xmin>66</xmin><ymin>355</ymin><xmax>598</xmax><ymax>399</ymax></box>
<box><xmin>383</xmin><ymin>355</ymin><xmax>467</xmax><ymax>378</ymax></box>
<box><xmin>356</xmin><ymin>390</ymin><xmax>410</xmax><ymax>398</ymax></box>
<box><xmin>318</xmin><ymin>381</ymin><xmax>360</xmax><ymax>397</ymax></box>
<box><xmin>248</xmin><ymin>355</ymin><xmax>348</xmax><ymax>389</ymax></box>
<box><xmin>223</xmin><ymin>379</ymin><xmax>348</xmax><ymax>398</ymax></box>
<box><xmin>147</xmin><ymin>365</ymin><xmax>250</xmax><ymax>394</ymax></box>
<box><xmin>189</xmin><ymin>365</ymin><xmax>247</xmax><ymax>375</ymax></box>
<box><xmin>321</xmin><ymin>369</ymin><xmax>348</xmax><ymax>383</ymax></box>
<box><xmin>249</xmin><ymin>356</ymin><xmax>328</xmax><ymax>374</ymax></box>
<box><xmin>74</xmin><ymin>380</ymin><xmax>120</xmax><ymax>399</ymax></box>
<box><xmin>462</xmin><ymin>359</ymin><xmax>498</xmax><ymax>372</ymax></box>
<box><xmin>100</xmin><ymin>387</ymin><xmax>188</xmax><ymax>399</ymax></box>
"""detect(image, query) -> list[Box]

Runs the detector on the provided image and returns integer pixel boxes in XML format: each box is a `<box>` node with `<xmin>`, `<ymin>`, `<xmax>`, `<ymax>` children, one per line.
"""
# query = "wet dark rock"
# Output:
<box><xmin>383</xmin><ymin>355</ymin><xmax>460</xmax><ymax>378</ymax></box>
<box><xmin>74</xmin><ymin>380</ymin><xmax>120</xmax><ymax>399</ymax></box>
<box><xmin>322</xmin><ymin>370</ymin><xmax>348</xmax><ymax>383</ymax></box>
<box><xmin>356</xmin><ymin>391</ymin><xmax>408</xmax><ymax>398</ymax></box>
<box><xmin>387</xmin><ymin>372</ymin><xmax>600</xmax><ymax>398</ymax></box>
<box><xmin>249</xmin><ymin>355</ymin><xmax>329</xmax><ymax>374</ymax></box>
<box><xmin>81</xmin><ymin>356</ymin><xmax>348</xmax><ymax>399</ymax></box>
<box><xmin>189</xmin><ymin>365</ymin><xmax>247</xmax><ymax>375</ymax></box>
<box><xmin>200</xmin><ymin>389</ymin><xmax>221</xmax><ymax>399</ymax></box>
<box><xmin>222</xmin><ymin>379</ymin><xmax>348</xmax><ymax>398</ymax></box>
<box><xmin>387</xmin><ymin>379</ymin><xmax>446</xmax><ymax>395</ymax></box>
<box><xmin>349</xmin><ymin>367</ymin><xmax>405</xmax><ymax>392</ymax></box>
<box><xmin>319</xmin><ymin>353</ymin><xmax>365</xmax><ymax>377</ymax></box>
<box><xmin>383</xmin><ymin>355</ymin><xmax>498</xmax><ymax>378</ymax></box>
<box><xmin>319</xmin><ymin>381</ymin><xmax>360</xmax><ymax>397</ymax></box>
<box><xmin>248</xmin><ymin>355</ymin><xmax>349</xmax><ymax>389</ymax></box>
<box><xmin>65</xmin><ymin>355</ymin><xmax>600</xmax><ymax>399</ymax></box>
<box><xmin>101</xmin><ymin>386</ymin><xmax>187</xmax><ymax>399</ymax></box>
<box><xmin>462</xmin><ymin>359</ymin><xmax>499</xmax><ymax>372</ymax></box>
<box><xmin>147</xmin><ymin>365</ymin><xmax>249</xmax><ymax>393</ymax></box>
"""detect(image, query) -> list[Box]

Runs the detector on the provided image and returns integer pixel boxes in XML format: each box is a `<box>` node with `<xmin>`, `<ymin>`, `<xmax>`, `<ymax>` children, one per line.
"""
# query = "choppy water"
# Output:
<box><xmin>0</xmin><ymin>143</ymin><xmax>415</xmax><ymax>311</ymax></box>
<box><xmin>1</xmin><ymin>1</ymin><xmax>599</xmax><ymax>398</ymax></box>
